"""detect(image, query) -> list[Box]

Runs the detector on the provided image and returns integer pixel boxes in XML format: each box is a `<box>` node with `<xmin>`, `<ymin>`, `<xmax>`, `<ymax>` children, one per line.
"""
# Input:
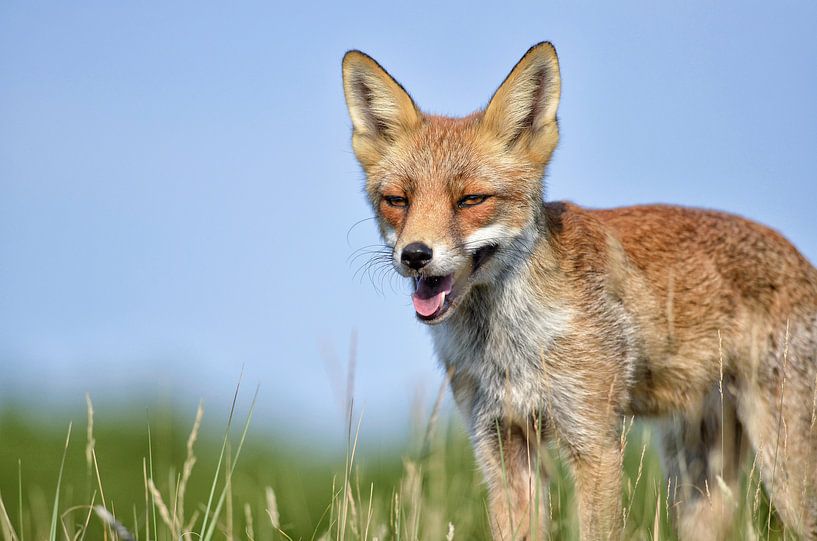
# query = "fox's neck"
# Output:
<box><xmin>436</xmin><ymin>214</ymin><xmax>567</xmax><ymax>345</ymax></box>
<box><xmin>429</xmin><ymin>220</ymin><xmax>572</xmax><ymax>415</ymax></box>
<box><xmin>490</xmin><ymin>207</ymin><xmax>554</xmax><ymax>288</ymax></box>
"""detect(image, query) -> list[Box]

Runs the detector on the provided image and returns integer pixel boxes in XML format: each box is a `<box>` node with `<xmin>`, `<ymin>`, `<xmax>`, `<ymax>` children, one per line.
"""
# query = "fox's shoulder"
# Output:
<box><xmin>584</xmin><ymin>202</ymin><xmax>798</xmax><ymax>261</ymax></box>
<box><xmin>541</xmin><ymin>201</ymin><xmax>817</xmax><ymax>301</ymax></box>
<box><xmin>547</xmin><ymin>200</ymin><xmax>759</xmax><ymax>232</ymax></box>
<box><xmin>543</xmin><ymin>201</ymin><xmax>793</xmax><ymax>255</ymax></box>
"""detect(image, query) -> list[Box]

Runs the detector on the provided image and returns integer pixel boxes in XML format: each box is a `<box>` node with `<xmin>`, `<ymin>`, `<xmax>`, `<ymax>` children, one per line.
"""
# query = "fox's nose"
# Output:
<box><xmin>401</xmin><ymin>242</ymin><xmax>433</xmax><ymax>270</ymax></box>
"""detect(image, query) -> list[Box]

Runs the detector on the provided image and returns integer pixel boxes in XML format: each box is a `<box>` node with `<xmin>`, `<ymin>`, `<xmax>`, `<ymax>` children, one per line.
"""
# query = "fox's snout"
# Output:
<box><xmin>394</xmin><ymin>239</ymin><xmax>456</xmax><ymax>277</ymax></box>
<box><xmin>400</xmin><ymin>242</ymin><xmax>433</xmax><ymax>270</ymax></box>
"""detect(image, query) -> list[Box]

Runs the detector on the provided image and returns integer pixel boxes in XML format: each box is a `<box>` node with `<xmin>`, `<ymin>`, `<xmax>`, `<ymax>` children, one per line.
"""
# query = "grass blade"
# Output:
<box><xmin>199</xmin><ymin>370</ymin><xmax>244</xmax><ymax>537</ymax></box>
<box><xmin>49</xmin><ymin>423</ymin><xmax>72</xmax><ymax>541</ymax></box>
<box><xmin>202</xmin><ymin>385</ymin><xmax>259</xmax><ymax>541</ymax></box>
<box><xmin>17</xmin><ymin>460</ymin><xmax>23</xmax><ymax>541</ymax></box>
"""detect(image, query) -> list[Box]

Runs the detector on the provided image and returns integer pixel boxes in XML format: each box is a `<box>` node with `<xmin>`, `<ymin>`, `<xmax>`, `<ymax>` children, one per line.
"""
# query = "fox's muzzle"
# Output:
<box><xmin>401</xmin><ymin>242</ymin><xmax>433</xmax><ymax>270</ymax></box>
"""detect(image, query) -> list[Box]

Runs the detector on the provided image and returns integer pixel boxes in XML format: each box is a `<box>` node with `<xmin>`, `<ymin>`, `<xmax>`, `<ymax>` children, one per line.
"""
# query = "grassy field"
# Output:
<box><xmin>0</xmin><ymin>388</ymin><xmax>790</xmax><ymax>541</ymax></box>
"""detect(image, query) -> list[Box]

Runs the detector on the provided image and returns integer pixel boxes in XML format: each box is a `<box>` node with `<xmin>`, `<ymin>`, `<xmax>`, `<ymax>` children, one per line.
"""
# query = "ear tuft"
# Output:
<box><xmin>342</xmin><ymin>51</ymin><xmax>421</xmax><ymax>141</ymax></box>
<box><xmin>482</xmin><ymin>42</ymin><xmax>561</xmax><ymax>154</ymax></box>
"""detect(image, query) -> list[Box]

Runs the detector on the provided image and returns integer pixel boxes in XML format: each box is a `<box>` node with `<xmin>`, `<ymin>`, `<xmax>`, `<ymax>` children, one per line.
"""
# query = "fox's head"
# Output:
<box><xmin>342</xmin><ymin>43</ymin><xmax>561</xmax><ymax>324</ymax></box>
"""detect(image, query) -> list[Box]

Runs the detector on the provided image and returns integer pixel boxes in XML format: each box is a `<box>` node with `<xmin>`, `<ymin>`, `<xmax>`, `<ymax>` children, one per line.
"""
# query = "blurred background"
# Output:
<box><xmin>1</xmin><ymin>0</ymin><xmax>815</xmax><ymax>492</ymax></box>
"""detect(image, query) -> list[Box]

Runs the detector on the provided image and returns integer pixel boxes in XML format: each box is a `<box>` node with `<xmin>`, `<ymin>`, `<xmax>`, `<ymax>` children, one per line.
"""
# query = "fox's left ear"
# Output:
<box><xmin>482</xmin><ymin>42</ymin><xmax>561</xmax><ymax>161</ymax></box>
<box><xmin>342</xmin><ymin>51</ymin><xmax>422</xmax><ymax>167</ymax></box>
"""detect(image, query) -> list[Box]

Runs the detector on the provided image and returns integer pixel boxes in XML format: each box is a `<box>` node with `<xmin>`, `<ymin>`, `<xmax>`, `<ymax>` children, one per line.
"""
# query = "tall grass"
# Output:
<box><xmin>0</xmin><ymin>384</ymin><xmax>794</xmax><ymax>540</ymax></box>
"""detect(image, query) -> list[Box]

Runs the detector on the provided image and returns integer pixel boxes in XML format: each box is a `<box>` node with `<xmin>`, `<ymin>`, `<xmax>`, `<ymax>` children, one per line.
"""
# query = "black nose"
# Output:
<box><xmin>401</xmin><ymin>242</ymin><xmax>433</xmax><ymax>270</ymax></box>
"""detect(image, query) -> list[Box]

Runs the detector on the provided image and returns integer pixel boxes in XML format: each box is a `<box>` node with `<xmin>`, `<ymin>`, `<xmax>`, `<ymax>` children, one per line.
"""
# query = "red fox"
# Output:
<box><xmin>341</xmin><ymin>42</ymin><xmax>817</xmax><ymax>540</ymax></box>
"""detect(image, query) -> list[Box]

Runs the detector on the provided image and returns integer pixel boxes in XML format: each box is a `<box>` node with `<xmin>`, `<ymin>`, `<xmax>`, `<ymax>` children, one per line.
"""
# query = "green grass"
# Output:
<box><xmin>0</xmin><ymin>393</ymin><xmax>790</xmax><ymax>540</ymax></box>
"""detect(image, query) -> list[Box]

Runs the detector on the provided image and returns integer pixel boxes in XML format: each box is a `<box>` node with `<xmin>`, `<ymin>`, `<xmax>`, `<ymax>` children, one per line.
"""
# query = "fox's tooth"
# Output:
<box><xmin>440</xmin><ymin>291</ymin><xmax>447</xmax><ymax>305</ymax></box>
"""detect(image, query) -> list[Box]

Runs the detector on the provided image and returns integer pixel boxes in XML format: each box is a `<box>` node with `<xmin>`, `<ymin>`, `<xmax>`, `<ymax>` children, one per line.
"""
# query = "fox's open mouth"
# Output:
<box><xmin>412</xmin><ymin>274</ymin><xmax>454</xmax><ymax>322</ymax></box>
<box><xmin>411</xmin><ymin>243</ymin><xmax>500</xmax><ymax>323</ymax></box>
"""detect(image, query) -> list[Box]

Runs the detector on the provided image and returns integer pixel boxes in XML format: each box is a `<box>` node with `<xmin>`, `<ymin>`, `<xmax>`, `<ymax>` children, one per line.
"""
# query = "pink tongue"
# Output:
<box><xmin>412</xmin><ymin>291</ymin><xmax>446</xmax><ymax>317</ymax></box>
<box><xmin>411</xmin><ymin>275</ymin><xmax>454</xmax><ymax>317</ymax></box>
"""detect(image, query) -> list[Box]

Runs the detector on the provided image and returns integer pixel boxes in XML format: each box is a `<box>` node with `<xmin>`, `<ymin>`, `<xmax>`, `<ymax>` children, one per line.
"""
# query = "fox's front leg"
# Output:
<box><xmin>568</xmin><ymin>436</ymin><xmax>623</xmax><ymax>541</ymax></box>
<box><xmin>473</xmin><ymin>419</ymin><xmax>549</xmax><ymax>541</ymax></box>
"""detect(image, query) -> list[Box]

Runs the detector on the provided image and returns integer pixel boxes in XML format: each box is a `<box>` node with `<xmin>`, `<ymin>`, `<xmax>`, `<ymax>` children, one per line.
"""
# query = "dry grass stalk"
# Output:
<box><xmin>745</xmin><ymin>444</ymin><xmax>761</xmax><ymax>511</ymax></box>
<box><xmin>60</xmin><ymin>494</ymin><xmax>97</xmax><ymax>541</ymax></box>
<box><xmin>717</xmin><ymin>329</ymin><xmax>727</xmax><ymax>528</ymax></box>
<box><xmin>717</xmin><ymin>330</ymin><xmax>724</xmax><ymax>465</ymax></box>
<box><xmin>767</xmin><ymin>319</ymin><xmax>790</xmax><ymax>535</ymax></box>
<box><xmin>84</xmin><ymin>394</ymin><xmax>95</xmax><ymax>475</ymax></box>
<box><xmin>548</xmin><ymin>487</ymin><xmax>553</xmax><ymax>527</ymax></box>
<box><xmin>652</xmin><ymin>491</ymin><xmax>661</xmax><ymax>541</ymax></box>
<box><xmin>714</xmin><ymin>475</ymin><xmax>734</xmax><ymax>506</ymax></box>
<box><xmin>90</xmin><ymin>450</ymin><xmax>107</xmax><ymax>523</ymax></box>
<box><xmin>131</xmin><ymin>505</ymin><xmax>138</xmax><ymax>541</ymax></box>
<box><xmin>802</xmin><ymin>372</ymin><xmax>817</xmax><ymax>530</ymax></box>
<box><xmin>753</xmin><ymin>461</ymin><xmax>764</xmax><ymax>519</ymax></box>
<box><xmin>339</xmin><ymin>333</ymin><xmax>361</xmax><ymax>541</ymax></box>
<box><xmin>59</xmin><ymin>510</ymin><xmax>71</xmax><ymax>541</ymax></box>
<box><xmin>184</xmin><ymin>510</ymin><xmax>200</xmax><ymax>535</ymax></box>
<box><xmin>704</xmin><ymin>479</ymin><xmax>712</xmax><ymax>506</ymax></box>
<box><xmin>390</xmin><ymin>491</ymin><xmax>400</xmax><ymax>536</ymax></box>
<box><xmin>400</xmin><ymin>459</ymin><xmax>423</xmax><ymax>540</ymax></box>
<box><xmin>0</xmin><ymin>492</ymin><xmax>20</xmax><ymax>541</ymax></box>
<box><xmin>170</xmin><ymin>472</ymin><xmax>181</xmax><ymax>537</ymax></box>
<box><xmin>341</xmin><ymin>479</ymin><xmax>361</xmax><ymax>539</ymax></box>
<box><xmin>623</xmin><ymin>440</ymin><xmax>648</xmax><ymax>531</ymax></box>
<box><xmin>243</xmin><ymin>503</ymin><xmax>254</xmax><ymax>540</ymax></box>
<box><xmin>177</xmin><ymin>401</ymin><xmax>204</xmax><ymax>530</ymax></box>
<box><xmin>265</xmin><ymin>487</ymin><xmax>279</xmax><ymax>529</ymax></box>
<box><xmin>147</xmin><ymin>478</ymin><xmax>176</xmax><ymax>533</ymax></box>
<box><xmin>363</xmin><ymin>483</ymin><xmax>375</xmax><ymax>541</ymax></box>
<box><xmin>811</xmin><ymin>372</ymin><xmax>817</xmax><ymax>433</ymax></box>
<box><xmin>142</xmin><ymin>459</ymin><xmax>150</xmax><ymax>541</ymax></box>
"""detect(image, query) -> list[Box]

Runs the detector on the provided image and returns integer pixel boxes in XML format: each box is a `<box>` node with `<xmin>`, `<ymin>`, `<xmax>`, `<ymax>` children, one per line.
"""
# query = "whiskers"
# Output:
<box><xmin>346</xmin><ymin>216</ymin><xmax>405</xmax><ymax>296</ymax></box>
<box><xmin>345</xmin><ymin>216</ymin><xmax>377</xmax><ymax>247</ymax></box>
<box><xmin>347</xmin><ymin>243</ymin><xmax>404</xmax><ymax>296</ymax></box>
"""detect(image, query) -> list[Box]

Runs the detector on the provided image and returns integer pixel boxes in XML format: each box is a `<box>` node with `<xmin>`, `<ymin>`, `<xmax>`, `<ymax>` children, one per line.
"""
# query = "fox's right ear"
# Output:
<box><xmin>342</xmin><ymin>51</ymin><xmax>421</xmax><ymax>166</ymax></box>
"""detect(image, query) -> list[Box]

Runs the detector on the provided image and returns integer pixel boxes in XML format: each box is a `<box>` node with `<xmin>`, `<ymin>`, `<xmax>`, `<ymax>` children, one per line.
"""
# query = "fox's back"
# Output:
<box><xmin>541</xmin><ymin>201</ymin><xmax>817</xmax><ymax>414</ymax></box>
<box><xmin>589</xmin><ymin>203</ymin><xmax>817</xmax><ymax>314</ymax></box>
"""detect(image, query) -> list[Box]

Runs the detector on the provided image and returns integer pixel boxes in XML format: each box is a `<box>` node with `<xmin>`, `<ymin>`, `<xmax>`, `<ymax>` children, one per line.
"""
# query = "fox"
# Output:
<box><xmin>341</xmin><ymin>42</ymin><xmax>817</xmax><ymax>540</ymax></box>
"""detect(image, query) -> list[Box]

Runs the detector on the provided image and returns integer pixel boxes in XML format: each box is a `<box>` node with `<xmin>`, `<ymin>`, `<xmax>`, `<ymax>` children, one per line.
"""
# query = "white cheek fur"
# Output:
<box><xmin>382</xmin><ymin>226</ymin><xmax>397</xmax><ymax>247</ymax></box>
<box><xmin>464</xmin><ymin>223</ymin><xmax>517</xmax><ymax>249</ymax></box>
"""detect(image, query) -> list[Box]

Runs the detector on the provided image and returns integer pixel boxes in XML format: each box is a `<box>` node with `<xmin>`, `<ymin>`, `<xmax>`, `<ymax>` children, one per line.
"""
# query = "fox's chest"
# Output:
<box><xmin>429</xmin><ymin>284</ymin><xmax>573</xmax><ymax>421</ymax></box>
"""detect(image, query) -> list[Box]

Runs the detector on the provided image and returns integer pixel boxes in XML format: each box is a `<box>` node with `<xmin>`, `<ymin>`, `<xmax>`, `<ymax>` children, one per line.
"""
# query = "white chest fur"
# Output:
<box><xmin>429</xmin><ymin>267</ymin><xmax>573</xmax><ymax>423</ymax></box>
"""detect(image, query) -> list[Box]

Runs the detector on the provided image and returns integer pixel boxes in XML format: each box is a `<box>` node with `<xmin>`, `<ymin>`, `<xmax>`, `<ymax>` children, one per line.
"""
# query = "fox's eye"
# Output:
<box><xmin>384</xmin><ymin>195</ymin><xmax>409</xmax><ymax>208</ymax></box>
<box><xmin>457</xmin><ymin>194</ymin><xmax>490</xmax><ymax>208</ymax></box>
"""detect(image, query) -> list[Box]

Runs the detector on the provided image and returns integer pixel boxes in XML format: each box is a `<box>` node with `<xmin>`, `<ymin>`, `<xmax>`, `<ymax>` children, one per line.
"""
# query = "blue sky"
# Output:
<box><xmin>1</xmin><ymin>1</ymin><xmax>815</xmax><ymax>445</ymax></box>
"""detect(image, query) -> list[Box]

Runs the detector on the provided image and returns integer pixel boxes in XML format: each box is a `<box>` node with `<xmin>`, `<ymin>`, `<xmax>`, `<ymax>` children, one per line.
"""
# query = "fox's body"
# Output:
<box><xmin>342</xmin><ymin>43</ymin><xmax>817</xmax><ymax>540</ymax></box>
